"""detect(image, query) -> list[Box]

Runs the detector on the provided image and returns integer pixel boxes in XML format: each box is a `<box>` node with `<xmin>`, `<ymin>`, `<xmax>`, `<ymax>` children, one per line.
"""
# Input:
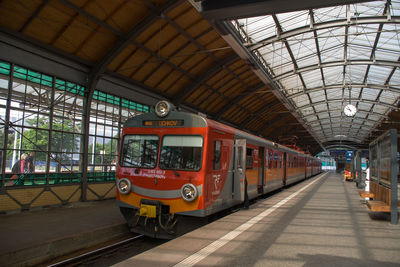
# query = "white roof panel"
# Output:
<box><xmin>230</xmin><ymin>0</ymin><xmax>399</xmax><ymax>148</ymax></box>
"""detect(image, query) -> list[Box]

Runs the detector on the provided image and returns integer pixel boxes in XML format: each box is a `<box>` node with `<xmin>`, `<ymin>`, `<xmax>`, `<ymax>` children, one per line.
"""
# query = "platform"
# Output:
<box><xmin>0</xmin><ymin>199</ymin><xmax>128</xmax><ymax>267</ymax></box>
<box><xmin>115</xmin><ymin>172</ymin><xmax>400</xmax><ymax>267</ymax></box>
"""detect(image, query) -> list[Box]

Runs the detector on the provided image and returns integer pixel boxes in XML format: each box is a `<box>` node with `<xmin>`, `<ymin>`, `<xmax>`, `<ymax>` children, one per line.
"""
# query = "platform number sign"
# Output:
<box><xmin>346</xmin><ymin>151</ymin><xmax>353</xmax><ymax>162</ymax></box>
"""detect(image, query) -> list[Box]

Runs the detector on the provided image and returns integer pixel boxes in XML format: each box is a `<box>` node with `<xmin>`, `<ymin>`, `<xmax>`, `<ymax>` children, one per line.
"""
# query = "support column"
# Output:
<box><xmin>80</xmin><ymin>77</ymin><xmax>96</xmax><ymax>201</ymax></box>
<box><xmin>390</xmin><ymin>129</ymin><xmax>398</xmax><ymax>225</ymax></box>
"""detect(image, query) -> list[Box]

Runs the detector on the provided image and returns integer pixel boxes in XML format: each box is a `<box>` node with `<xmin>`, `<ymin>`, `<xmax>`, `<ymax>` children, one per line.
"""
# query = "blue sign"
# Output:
<box><xmin>346</xmin><ymin>151</ymin><xmax>353</xmax><ymax>162</ymax></box>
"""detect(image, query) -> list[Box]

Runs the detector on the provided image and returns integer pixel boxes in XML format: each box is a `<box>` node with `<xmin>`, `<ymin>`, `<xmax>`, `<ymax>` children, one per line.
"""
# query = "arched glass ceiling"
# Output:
<box><xmin>230</xmin><ymin>0</ymin><xmax>400</xmax><ymax>147</ymax></box>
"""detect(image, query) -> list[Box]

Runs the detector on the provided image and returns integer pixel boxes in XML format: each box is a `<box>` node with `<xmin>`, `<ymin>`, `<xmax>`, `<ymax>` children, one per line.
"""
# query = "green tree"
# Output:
<box><xmin>20</xmin><ymin>116</ymin><xmax>80</xmax><ymax>171</ymax></box>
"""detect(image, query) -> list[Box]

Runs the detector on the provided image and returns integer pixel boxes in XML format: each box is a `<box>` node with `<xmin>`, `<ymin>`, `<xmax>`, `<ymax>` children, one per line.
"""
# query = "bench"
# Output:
<box><xmin>363</xmin><ymin>181</ymin><xmax>399</xmax><ymax>212</ymax></box>
<box><xmin>358</xmin><ymin>190</ymin><xmax>374</xmax><ymax>198</ymax></box>
<box><xmin>358</xmin><ymin>180</ymin><xmax>378</xmax><ymax>199</ymax></box>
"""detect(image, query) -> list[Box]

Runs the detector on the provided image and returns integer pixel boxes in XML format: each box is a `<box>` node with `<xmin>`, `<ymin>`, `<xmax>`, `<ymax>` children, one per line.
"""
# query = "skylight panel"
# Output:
<box><xmin>276</xmin><ymin>10</ymin><xmax>310</xmax><ymax>32</ymax></box>
<box><xmin>323</xmin><ymin>66</ymin><xmax>344</xmax><ymax>85</ymax></box>
<box><xmin>350</xmin><ymin>1</ymin><xmax>386</xmax><ymax>17</ymax></box>
<box><xmin>380</xmin><ymin>90</ymin><xmax>400</xmax><ymax>104</ymax></box>
<box><xmin>366</xmin><ymin>65</ymin><xmax>392</xmax><ymax>84</ymax></box>
<box><xmin>373</xmin><ymin>105</ymin><xmax>389</xmax><ymax>114</ymax></box>
<box><xmin>238</xmin><ymin>15</ymin><xmax>276</xmax><ymax>43</ymax></box>
<box><xmin>377</xmin><ymin>24</ymin><xmax>400</xmax><ymax>53</ymax></box>
<box><xmin>358</xmin><ymin>102</ymin><xmax>373</xmax><ymax>110</ymax></box>
<box><xmin>302</xmin><ymin>70</ymin><xmax>323</xmax><ymax>89</ymax></box>
<box><xmin>327</xmin><ymin>88</ymin><xmax>342</xmax><ymax>100</ymax></box>
<box><xmin>292</xmin><ymin>94</ymin><xmax>310</xmax><ymax>107</ymax></box>
<box><xmin>314</xmin><ymin>103</ymin><xmax>327</xmax><ymax>113</ymax></box>
<box><xmin>361</xmin><ymin>88</ymin><xmax>380</xmax><ymax>100</ymax></box>
<box><xmin>279</xmin><ymin>75</ymin><xmax>302</xmax><ymax>94</ymax></box>
<box><xmin>313</xmin><ymin>5</ymin><xmax>346</xmax><ymax>23</ymax></box>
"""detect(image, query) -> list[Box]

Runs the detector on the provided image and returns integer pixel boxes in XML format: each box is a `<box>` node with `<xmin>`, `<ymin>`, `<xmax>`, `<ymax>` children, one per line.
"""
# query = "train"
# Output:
<box><xmin>116</xmin><ymin>100</ymin><xmax>322</xmax><ymax>238</ymax></box>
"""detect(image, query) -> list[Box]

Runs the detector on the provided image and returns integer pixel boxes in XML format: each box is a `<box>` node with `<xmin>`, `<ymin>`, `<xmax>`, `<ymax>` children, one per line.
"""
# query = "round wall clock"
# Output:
<box><xmin>344</xmin><ymin>104</ymin><xmax>357</xmax><ymax>117</ymax></box>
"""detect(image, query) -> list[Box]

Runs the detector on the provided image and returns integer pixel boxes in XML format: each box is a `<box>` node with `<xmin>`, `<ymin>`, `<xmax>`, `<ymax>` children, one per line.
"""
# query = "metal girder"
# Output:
<box><xmin>323</xmin><ymin>136</ymin><xmax>364</xmax><ymax>143</ymax></box>
<box><xmin>302</xmin><ymin>109</ymin><xmax>389</xmax><ymax>121</ymax></box>
<box><xmin>88</xmin><ymin>0</ymin><xmax>183</xmax><ymax>82</ymax></box>
<box><xmin>297</xmin><ymin>98</ymin><xmax>398</xmax><ymax>111</ymax></box>
<box><xmin>199</xmin><ymin>0</ymin><xmax>374</xmax><ymax>20</ymax></box>
<box><xmin>141</xmin><ymin>27</ymin><xmax>214</xmax><ymax>85</ymax></box>
<box><xmin>56</xmin><ymin>0</ymin><xmax>121</xmax><ymax>36</ymax></box>
<box><xmin>215</xmin><ymin>83</ymin><xmax>265</xmax><ymax>119</ymax></box>
<box><xmin>274</xmin><ymin>59</ymin><xmax>400</xmax><ymax>81</ymax></box>
<box><xmin>259</xmin><ymin>114</ymin><xmax>298</xmax><ymax>136</ymax></box>
<box><xmin>288</xmin><ymin>83</ymin><xmax>400</xmax><ymax>99</ymax></box>
<box><xmin>239</xmin><ymin>100</ymin><xmax>282</xmax><ymax>128</ymax></box>
<box><xmin>247</xmin><ymin>16</ymin><xmax>400</xmax><ymax>51</ymax></box>
<box><xmin>174</xmin><ymin>54</ymin><xmax>239</xmax><ymax>105</ymax></box>
<box><xmin>20</xmin><ymin>0</ymin><xmax>50</xmax><ymax>33</ymax></box>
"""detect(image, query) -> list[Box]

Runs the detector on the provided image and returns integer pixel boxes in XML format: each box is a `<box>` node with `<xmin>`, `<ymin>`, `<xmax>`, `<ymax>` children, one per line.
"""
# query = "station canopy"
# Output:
<box><xmin>0</xmin><ymin>0</ymin><xmax>399</xmax><ymax>155</ymax></box>
<box><xmin>199</xmin><ymin>0</ymin><xmax>400</xmax><ymax>151</ymax></box>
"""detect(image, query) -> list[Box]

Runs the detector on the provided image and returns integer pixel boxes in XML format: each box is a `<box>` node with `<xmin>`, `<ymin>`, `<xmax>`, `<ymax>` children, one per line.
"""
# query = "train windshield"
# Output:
<box><xmin>159</xmin><ymin>135</ymin><xmax>203</xmax><ymax>171</ymax></box>
<box><xmin>120</xmin><ymin>135</ymin><xmax>159</xmax><ymax>168</ymax></box>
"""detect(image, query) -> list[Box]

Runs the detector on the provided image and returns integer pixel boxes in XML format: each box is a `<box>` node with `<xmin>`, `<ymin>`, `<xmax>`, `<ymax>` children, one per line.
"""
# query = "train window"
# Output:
<box><xmin>159</xmin><ymin>135</ymin><xmax>203</xmax><ymax>171</ymax></box>
<box><xmin>268</xmin><ymin>151</ymin><xmax>273</xmax><ymax>169</ymax></box>
<box><xmin>273</xmin><ymin>153</ymin><xmax>278</xmax><ymax>169</ymax></box>
<box><xmin>213</xmin><ymin>140</ymin><xmax>221</xmax><ymax>170</ymax></box>
<box><xmin>246</xmin><ymin>148</ymin><xmax>253</xmax><ymax>169</ymax></box>
<box><xmin>120</xmin><ymin>135</ymin><xmax>159</xmax><ymax>168</ymax></box>
<box><xmin>279</xmin><ymin>154</ymin><xmax>282</xmax><ymax>169</ymax></box>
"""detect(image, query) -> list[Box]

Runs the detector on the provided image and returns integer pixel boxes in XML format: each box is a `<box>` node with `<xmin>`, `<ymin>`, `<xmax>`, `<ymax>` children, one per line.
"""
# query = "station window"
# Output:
<box><xmin>213</xmin><ymin>140</ymin><xmax>221</xmax><ymax>170</ymax></box>
<box><xmin>0</xmin><ymin>60</ymin><xmax>151</xmax><ymax>187</ymax></box>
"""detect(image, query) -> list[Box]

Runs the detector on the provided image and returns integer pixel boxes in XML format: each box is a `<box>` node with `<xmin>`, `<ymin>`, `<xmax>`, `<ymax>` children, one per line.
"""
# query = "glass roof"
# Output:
<box><xmin>230</xmin><ymin>0</ymin><xmax>400</xmax><ymax>147</ymax></box>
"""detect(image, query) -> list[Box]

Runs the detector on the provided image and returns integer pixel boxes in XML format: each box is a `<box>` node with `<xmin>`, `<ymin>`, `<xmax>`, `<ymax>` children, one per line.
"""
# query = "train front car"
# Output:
<box><xmin>116</xmin><ymin>101</ymin><xmax>208</xmax><ymax>239</ymax></box>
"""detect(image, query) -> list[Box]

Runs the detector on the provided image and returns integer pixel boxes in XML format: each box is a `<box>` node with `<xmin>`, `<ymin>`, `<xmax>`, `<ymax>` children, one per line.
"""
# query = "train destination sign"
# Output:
<box><xmin>143</xmin><ymin>120</ymin><xmax>184</xmax><ymax>127</ymax></box>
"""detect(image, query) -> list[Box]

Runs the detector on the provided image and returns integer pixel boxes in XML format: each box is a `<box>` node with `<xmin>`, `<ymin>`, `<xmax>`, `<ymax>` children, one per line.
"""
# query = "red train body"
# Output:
<box><xmin>116</xmin><ymin>101</ymin><xmax>322</xmax><ymax>238</ymax></box>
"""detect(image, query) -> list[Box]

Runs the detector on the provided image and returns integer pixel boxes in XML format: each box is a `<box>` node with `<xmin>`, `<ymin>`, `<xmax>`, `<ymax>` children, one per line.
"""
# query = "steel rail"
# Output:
<box><xmin>47</xmin><ymin>234</ymin><xmax>145</xmax><ymax>267</ymax></box>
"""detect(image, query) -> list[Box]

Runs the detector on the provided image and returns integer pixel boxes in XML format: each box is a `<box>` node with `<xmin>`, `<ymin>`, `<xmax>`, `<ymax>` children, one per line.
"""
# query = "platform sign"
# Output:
<box><xmin>346</xmin><ymin>151</ymin><xmax>353</xmax><ymax>162</ymax></box>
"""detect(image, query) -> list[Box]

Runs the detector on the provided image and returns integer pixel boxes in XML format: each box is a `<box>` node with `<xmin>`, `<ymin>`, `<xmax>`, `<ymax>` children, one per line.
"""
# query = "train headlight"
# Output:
<box><xmin>117</xmin><ymin>178</ymin><xmax>131</xmax><ymax>195</ymax></box>
<box><xmin>181</xmin><ymin>183</ymin><xmax>198</xmax><ymax>202</ymax></box>
<box><xmin>155</xmin><ymin>100</ymin><xmax>172</xmax><ymax>117</ymax></box>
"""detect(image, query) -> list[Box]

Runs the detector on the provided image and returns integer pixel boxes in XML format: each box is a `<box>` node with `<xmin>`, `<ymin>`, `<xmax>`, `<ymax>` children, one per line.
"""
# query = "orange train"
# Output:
<box><xmin>116</xmin><ymin>100</ymin><xmax>322</xmax><ymax>238</ymax></box>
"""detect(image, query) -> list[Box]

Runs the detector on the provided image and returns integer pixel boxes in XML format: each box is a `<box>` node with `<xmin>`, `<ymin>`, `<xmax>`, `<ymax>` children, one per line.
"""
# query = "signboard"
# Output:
<box><xmin>346</xmin><ymin>151</ymin><xmax>353</xmax><ymax>162</ymax></box>
<box><xmin>143</xmin><ymin>120</ymin><xmax>184</xmax><ymax>127</ymax></box>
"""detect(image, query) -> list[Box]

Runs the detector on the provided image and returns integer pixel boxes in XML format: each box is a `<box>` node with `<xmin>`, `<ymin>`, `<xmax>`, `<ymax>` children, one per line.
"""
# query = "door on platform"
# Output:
<box><xmin>258</xmin><ymin>146</ymin><xmax>265</xmax><ymax>193</ymax></box>
<box><xmin>233</xmin><ymin>139</ymin><xmax>246</xmax><ymax>201</ymax></box>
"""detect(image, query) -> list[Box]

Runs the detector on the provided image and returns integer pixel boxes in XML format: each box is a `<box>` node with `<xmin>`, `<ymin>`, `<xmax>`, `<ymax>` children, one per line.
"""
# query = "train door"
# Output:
<box><xmin>258</xmin><ymin>147</ymin><xmax>265</xmax><ymax>193</ymax></box>
<box><xmin>233</xmin><ymin>139</ymin><xmax>246</xmax><ymax>202</ymax></box>
<box><xmin>283</xmin><ymin>152</ymin><xmax>287</xmax><ymax>186</ymax></box>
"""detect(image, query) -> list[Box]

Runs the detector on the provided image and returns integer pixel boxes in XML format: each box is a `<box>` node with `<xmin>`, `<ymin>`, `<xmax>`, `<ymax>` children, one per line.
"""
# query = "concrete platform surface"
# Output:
<box><xmin>0</xmin><ymin>199</ymin><xmax>128</xmax><ymax>267</ymax></box>
<box><xmin>114</xmin><ymin>172</ymin><xmax>400</xmax><ymax>267</ymax></box>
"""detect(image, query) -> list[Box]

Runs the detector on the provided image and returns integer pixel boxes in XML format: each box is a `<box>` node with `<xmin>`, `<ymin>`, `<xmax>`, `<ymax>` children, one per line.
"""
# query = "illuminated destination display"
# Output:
<box><xmin>143</xmin><ymin>120</ymin><xmax>184</xmax><ymax>127</ymax></box>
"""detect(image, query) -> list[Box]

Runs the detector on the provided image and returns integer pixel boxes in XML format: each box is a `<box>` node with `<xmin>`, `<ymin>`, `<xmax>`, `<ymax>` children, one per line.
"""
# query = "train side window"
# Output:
<box><xmin>268</xmin><ymin>151</ymin><xmax>273</xmax><ymax>169</ymax></box>
<box><xmin>246</xmin><ymin>148</ymin><xmax>253</xmax><ymax>169</ymax></box>
<box><xmin>213</xmin><ymin>140</ymin><xmax>221</xmax><ymax>170</ymax></box>
<box><xmin>237</xmin><ymin>146</ymin><xmax>243</xmax><ymax>169</ymax></box>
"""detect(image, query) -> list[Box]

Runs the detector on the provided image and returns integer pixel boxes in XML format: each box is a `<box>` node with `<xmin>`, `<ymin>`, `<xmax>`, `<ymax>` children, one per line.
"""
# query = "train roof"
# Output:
<box><xmin>124</xmin><ymin>110</ymin><xmax>316</xmax><ymax>158</ymax></box>
<box><xmin>124</xmin><ymin>111</ymin><xmax>207</xmax><ymax>128</ymax></box>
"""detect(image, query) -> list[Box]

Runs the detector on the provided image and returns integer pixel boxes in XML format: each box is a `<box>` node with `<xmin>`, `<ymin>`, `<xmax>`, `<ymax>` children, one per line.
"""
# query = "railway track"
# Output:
<box><xmin>46</xmin><ymin>234</ymin><xmax>167</xmax><ymax>267</ymax></box>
